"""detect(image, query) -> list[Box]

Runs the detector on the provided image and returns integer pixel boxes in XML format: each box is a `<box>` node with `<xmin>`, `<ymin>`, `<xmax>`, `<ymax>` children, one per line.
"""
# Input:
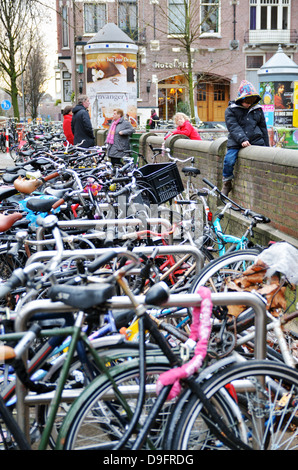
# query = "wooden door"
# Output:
<box><xmin>197</xmin><ymin>83</ymin><xmax>208</xmax><ymax>121</ymax></box>
<box><xmin>197</xmin><ymin>82</ymin><xmax>229</xmax><ymax>122</ymax></box>
<box><xmin>213</xmin><ymin>84</ymin><xmax>229</xmax><ymax>122</ymax></box>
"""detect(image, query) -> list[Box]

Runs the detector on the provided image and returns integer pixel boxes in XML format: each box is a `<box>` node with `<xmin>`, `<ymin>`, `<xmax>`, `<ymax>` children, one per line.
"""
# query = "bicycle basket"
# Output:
<box><xmin>136</xmin><ymin>162</ymin><xmax>184</xmax><ymax>204</ymax></box>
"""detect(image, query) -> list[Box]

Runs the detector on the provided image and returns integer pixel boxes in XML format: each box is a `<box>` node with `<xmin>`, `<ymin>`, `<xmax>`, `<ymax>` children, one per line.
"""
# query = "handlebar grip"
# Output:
<box><xmin>0</xmin><ymin>269</ymin><xmax>26</xmax><ymax>298</ymax></box>
<box><xmin>43</xmin><ymin>172</ymin><xmax>60</xmax><ymax>182</ymax></box>
<box><xmin>51</xmin><ymin>198</ymin><xmax>65</xmax><ymax>210</ymax></box>
<box><xmin>244</xmin><ymin>210</ymin><xmax>271</xmax><ymax>223</ymax></box>
<box><xmin>87</xmin><ymin>250</ymin><xmax>117</xmax><ymax>273</ymax></box>
<box><xmin>111</xmin><ymin>177</ymin><xmax>131</xmax><ymax>184</ymax></box>
<box><xmin>202</xmin><ymin>178</ymin><xmax>217</xmax><ymax>190</ymax></box>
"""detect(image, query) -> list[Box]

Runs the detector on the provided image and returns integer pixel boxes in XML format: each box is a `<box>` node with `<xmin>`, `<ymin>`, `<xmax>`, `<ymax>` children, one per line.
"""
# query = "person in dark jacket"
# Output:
<box><xmin>106</xmin><ymin>108</ymin><xmax>135</xmax><ymax>166</ymax></box>
<box><xmin>71</xmin><ymin>95</ymin><xmax>95</xmax><ymax>148</ymax></box>
<box><xmin>222</xmin><ymin>80</ymin><xmax>269</xmax><ymax>196</ymax></box>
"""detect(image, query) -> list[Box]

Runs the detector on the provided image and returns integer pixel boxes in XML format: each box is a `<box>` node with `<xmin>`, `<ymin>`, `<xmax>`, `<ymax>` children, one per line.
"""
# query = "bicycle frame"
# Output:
<box><xmin>212</xmin><ymin>212</ymin><xmax>248</xmax><ymax>257</ymax></box>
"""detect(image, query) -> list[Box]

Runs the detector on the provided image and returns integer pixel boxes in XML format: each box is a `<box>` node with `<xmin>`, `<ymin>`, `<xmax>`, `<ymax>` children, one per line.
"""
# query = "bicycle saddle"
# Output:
<box><xmin>47</xmin><ymin>284</ymin><xmax>116</xmax><ymax>310</ymax></box>
<box><xmin>182</xmin><ymin>167</ymin><xmax>200</xmax><ymax>175</ymax></box>
<box><xmin>0</xmin><ymin>186</ymin><xmax>19</xmax><ymax>201</ymax></box>
<box><xmin>0</xmin><ymin>345</ymin><xmax>16</xmax><ymax>362</ymax></box>
<box><xmin>0</xmin><ymin>212</ymin><xmax>23</xmax><ymax>232</ymax></box>
<box><xmin>2</xmin><ymin>170</ymin><xmax>26</xmax><ymax>184</ymax></box>
<box><xmin>13</xmin><ymin>176</ymin><xmax>43</xmax><ymax>194</ymax></box>
<box><xmin>44</xmin><ymin>187</ymin><xmax>70</xmax><ymax>199</ymax></box>
<box><xmin>25</xmin><ymin>197</ymin><xmax>59</xmax><ymax>213</ymax></box>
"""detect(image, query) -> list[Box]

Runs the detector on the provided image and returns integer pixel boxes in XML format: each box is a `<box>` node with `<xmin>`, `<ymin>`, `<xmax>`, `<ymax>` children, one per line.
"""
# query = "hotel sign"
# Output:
<box><xmin>154</xmin><ymin>58</ymin><xmax>194</xmax><ymax>69</ymax></box>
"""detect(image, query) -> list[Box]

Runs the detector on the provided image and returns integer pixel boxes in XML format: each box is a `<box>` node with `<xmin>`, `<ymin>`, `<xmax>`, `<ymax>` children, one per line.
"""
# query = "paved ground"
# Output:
<box><xmin>0</xmin><ymin>151</ymin><xmax>14</xmax><ymax>169</ymax></box>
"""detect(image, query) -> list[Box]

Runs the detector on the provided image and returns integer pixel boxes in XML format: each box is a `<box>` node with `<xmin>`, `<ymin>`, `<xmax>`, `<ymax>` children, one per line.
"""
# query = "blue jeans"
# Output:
<box><xmin>223</xmin><ymin>148</ymin><xmax>239</xmax><ymax>181</ymax></box>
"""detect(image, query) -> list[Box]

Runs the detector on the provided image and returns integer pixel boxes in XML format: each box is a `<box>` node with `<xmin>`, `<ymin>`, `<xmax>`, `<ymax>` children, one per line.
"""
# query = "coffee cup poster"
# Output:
<box><xmin>86</xmin><ymin>52</ymin><xmax>138</xmax><ymax>129</ymax></box>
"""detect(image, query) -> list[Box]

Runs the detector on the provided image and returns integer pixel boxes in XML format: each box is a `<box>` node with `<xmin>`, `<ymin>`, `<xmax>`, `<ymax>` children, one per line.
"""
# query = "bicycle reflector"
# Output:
<box><xmin>207</xmin><ymin>210</ymin><xmax>213</xmax><ymax>222</ymax></box>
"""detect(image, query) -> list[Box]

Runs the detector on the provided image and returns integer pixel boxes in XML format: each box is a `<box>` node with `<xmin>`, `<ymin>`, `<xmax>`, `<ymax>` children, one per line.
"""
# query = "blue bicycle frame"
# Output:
<box><xmin>212</xmin><ymin>214</ymin><xmax>248</xmax><ymax>257</ymax></box>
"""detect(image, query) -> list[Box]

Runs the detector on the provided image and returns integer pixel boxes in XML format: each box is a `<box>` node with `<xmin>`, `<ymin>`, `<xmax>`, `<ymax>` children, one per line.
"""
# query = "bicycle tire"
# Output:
<box><xmin>189</xmin><ymin>249</ymin><xmax>260</xmax><ymax>337</ymax></box>
<box><xmin>190</xmin><ymin>249</ymin><xmax>260</xmax><ymax>293</ymax></box>
<box><xmin>56</xmin><ymin>357</ymin><xmax>172</xmax><ymax>450</ymax></box>
<box><xmin>167</xmin><ymin>360</ymin><xmax>298</xmax><ymax>450</ymax></box>
<box><xmin>0</xmin><ymin>395</ymin><xmax>31</xmax><ymax>450</ymax></box>
<box><xmin>35</xmin><ymin>340</ymin><xmax>163</xmax><ymax>448</ymax></box>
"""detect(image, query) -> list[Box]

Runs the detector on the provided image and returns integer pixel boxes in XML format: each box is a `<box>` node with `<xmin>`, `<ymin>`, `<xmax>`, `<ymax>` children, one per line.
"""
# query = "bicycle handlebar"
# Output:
<box><xmin>0</xmin><ymin>269</ymin><xmax>27</xmax><ymax>299</ymax></box>
<box><xmin>243</xmin><ymin>209</ymin><xmax>271</xmax><ymax>224</ymax></box>
<box><xmin>202</xmin><ymin>178</ymin><xmax>271</xmax><ymax>223</ymax></box>
<box><xmin>87</xmin><ymin>250</ymin><xmax>118</xmax><ymax>273</ymax></box>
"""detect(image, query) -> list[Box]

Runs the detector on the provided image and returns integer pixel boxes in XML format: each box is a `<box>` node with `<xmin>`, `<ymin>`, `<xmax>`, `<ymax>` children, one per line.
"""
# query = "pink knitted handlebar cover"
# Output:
<box><xmin>156</xmin><ymin>286</ymin><xmax>213</xmax><ymax>400</ymax></box>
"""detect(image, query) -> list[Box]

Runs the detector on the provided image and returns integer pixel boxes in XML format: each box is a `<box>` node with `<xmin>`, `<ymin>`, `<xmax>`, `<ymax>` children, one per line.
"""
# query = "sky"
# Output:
<box><xmin>39</xmin><ymin>0</ymin><xmax>58</xmax><ymax>96</ymax></box>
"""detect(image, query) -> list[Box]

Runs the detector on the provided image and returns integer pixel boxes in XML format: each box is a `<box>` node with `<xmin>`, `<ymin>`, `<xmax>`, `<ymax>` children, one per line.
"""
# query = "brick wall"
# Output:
<box><xmin>140</xmin><ymin>133</ymin><xmax>298</xmax><ymax>248</ymax></box>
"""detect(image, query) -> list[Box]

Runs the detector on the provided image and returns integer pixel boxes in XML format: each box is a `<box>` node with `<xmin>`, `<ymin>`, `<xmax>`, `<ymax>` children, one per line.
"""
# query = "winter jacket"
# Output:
<box><xmin>63</xmin><ymin>114</ymin><xmax>74</xmax><ymax>145</ymax></box>
<box><xmin>170</xmin><ymin>120</ymin><xmax>201</xmax><ymax>140</ymax></box>
<box><xmin>149</xmin><ymin>112</ymin><xmax>159</xmax><ymax>129</ymax></box>
<box><xmin>106</xmin><ymin>117</ymin><xmax>135</xmax><ymax>159</ymax></box>
<box><xmin>225</xmin><ymin>79</ymin><xmax>269</xmax><ymax>149</ymax></box>
<box><xmin>225</xmin><ymin>102</ymin><xmax>269</xmax><ymax>149</ymax></box>
<box><xmin>71</xmin><ymin>104</ymin><xmax>95</xmax><ymax>148</ymax></box>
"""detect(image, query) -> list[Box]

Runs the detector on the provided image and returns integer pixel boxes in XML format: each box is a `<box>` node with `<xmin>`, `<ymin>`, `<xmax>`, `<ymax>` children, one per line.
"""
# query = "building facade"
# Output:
<box><xmin>55</xmin><ymin>0</ymin><xmax>298</xmax><ymax>127</ymax></box>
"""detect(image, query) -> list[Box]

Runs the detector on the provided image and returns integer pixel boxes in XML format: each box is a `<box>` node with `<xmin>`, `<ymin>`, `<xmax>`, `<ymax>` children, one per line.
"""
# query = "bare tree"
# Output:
<box><xmin>0</xmin><ymin>0</ymin><xmax>41</xmax><ymax>119</ymax></box>
<box><xmin>148</xmin><ymin>0</ymin><xmax>231</xmax><ymax>122</ymax></box>
<box><xmin>21</xmin><ymin>40</ymin><xmax>49</xmax><ymax>119</ymax></box>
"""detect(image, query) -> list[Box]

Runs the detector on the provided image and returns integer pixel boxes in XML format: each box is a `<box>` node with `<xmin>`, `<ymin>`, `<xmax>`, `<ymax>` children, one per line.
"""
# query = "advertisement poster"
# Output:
<box><xmin>292</xmin><ymin>81</ymin><xmax>298</xmax><ymax>128</ymax></box>
<box><xmin>259</xmin><ymin>81</ymin><xmax>294</xmax><ymax>127</ymax></box>
<box><xmin>272</xmin><ymin>127</ymin><xmax>298</xmax><ymax>148</ymax></box>
<box><xmin>86</xmin><ymin>51</ymin><xmax>138</xmax><ymax>129</ymax></box>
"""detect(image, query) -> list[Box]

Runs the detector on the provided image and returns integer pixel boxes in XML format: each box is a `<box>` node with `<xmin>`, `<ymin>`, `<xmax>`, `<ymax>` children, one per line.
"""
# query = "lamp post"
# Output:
<box><xmin>79</xmin><ymin>78</ymin><xmax>83</xmax><ymax>94</ymax></box>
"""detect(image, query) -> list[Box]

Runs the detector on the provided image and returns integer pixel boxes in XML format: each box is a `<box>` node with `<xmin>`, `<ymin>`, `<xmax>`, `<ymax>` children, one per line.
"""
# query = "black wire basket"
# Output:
<box><xmin>136</xmin><ymin>162</ymin><xmax>184</xmax><ymax>204</ymax></box>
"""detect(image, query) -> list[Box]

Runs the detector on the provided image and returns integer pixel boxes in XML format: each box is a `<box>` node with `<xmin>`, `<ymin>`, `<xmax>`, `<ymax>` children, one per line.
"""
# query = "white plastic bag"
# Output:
<box><xmin>256</xmin><ymin>242</ymin><xmax>298</xmax><ymax>285</ymax></box>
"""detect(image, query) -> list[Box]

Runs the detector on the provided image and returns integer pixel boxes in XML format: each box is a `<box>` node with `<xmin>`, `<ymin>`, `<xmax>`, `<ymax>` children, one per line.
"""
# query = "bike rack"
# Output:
<box><xmin>25</xmin><ymin>244</ymin><xmax>205</xmax><ymax>274</ymax></box>
<box><xmin>33</xmin><ymin>218</ymin><xmax>175</xmax><ymax>250</ymax></box>
<box><xmin>10</xmin><ymin>289</ymin><xmax>267</xmax><ymax>436</ymax></box>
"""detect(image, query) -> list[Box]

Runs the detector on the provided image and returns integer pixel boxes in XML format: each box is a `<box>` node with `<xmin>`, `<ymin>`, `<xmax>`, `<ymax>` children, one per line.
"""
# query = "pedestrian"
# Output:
<box><xmin>71</xmin><ymin>95</ymin><xmax>95</xmax><ymax>148</ymax></box>
<box><xmin>148</xmin><ymin>109</ymin><xmax>159</xmax><ymax>129</ymax></box>
<box><xmin>222</xmin><ymin>80</ymin><xmax>269</xmax><ymax>196</ymax></box>
<box><xmin>62</xmin><ymin>106</ymin><xmax>74</xmax><ymax>145</ymax></box>
<box><xmin>105</xmin><ymin>108</ymin><xmax>135</xmax><ymax>166</ymax></box>
<box><xmin>165</xmin><ymin>112</ymin><xmax>201</xmax><ymax>140</ymax></box>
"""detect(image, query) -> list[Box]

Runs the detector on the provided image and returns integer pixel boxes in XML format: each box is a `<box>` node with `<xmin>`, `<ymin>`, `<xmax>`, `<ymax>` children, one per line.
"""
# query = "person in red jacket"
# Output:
<box><xmin>165</xmin><ymin>112</ymin><xmax>201</xmax><ymax>140</ymax></box>
<box><xmin>62</xmin><ymin>106</ymin><xmax>74</xmax><ymax>145</ymax></box>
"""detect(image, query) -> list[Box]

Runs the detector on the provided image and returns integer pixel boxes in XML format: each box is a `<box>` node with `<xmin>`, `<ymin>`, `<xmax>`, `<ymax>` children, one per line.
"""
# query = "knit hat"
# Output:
<box><xmin>235</xmin><ymin>80</ymin><xmax>261</xmax><ymax>105</ymax></box>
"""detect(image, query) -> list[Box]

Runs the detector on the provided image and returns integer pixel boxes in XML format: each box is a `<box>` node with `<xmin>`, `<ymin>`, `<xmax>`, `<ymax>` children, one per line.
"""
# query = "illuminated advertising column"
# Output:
<box><xmin>84</xmin><ymin>41</ymin><xmax>138</xmax><ymax>130</ymax></box>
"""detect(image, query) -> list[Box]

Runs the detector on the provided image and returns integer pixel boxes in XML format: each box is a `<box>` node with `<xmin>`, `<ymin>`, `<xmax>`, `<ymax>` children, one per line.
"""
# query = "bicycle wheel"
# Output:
<box><xmin>36</xmin><ymin>339</ymin><xmax>162</xmax><ymax>448</ymax></box>
<box><xmin>168</xmin><ymin>360</ymin><xmax>298</xmax><ymax>450</ymax></box>
<box><xmin>56</xmin><ymin>357</ymin><xmax>172</xmax><ymax>450</ymax></box>
<box><xmin>190</xmin><ymin>249</ymin><xmax>260</xmax><ymax>294</ymax></box>
<box><xmin>189</xmin><ymin>249</ymin><xmax>260</xmax><ymax>355</ymax></box>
